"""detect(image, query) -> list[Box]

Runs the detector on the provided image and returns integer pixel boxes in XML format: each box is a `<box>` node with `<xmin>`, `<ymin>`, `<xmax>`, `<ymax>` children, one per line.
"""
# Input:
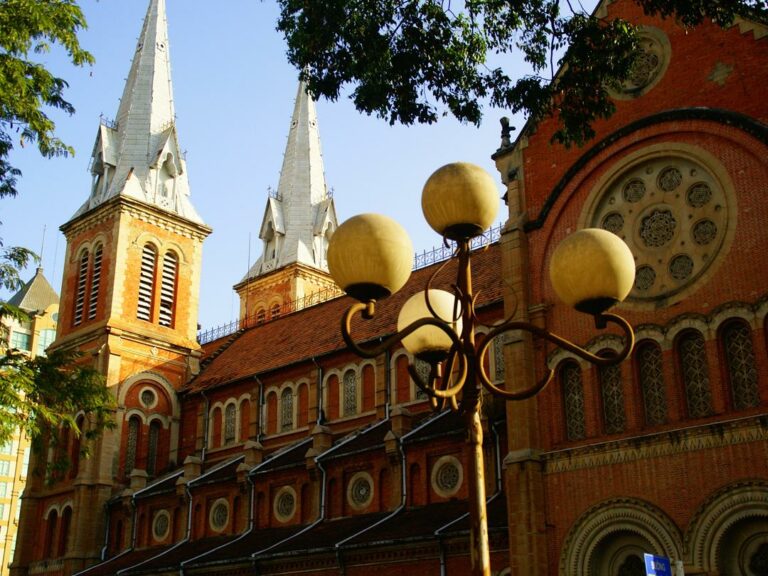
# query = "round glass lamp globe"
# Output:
<box><xmin>397</xmin><ymin>289</ymin><xmax>462</xmax><ymax>361</ymax></box>
<box><xmin>422</xmin><ymin>162</ymin><xmax>499</xmax><ymax>240</ymax></box>
<box><xmin>327</xmin><ymin>214</ymin><xmax>413</xmax><ymax>302</ymax></box>
<box><xmin>549</xmin><ymin>228</ymin><xmax>636</xmax><ymax>314</ymax></box>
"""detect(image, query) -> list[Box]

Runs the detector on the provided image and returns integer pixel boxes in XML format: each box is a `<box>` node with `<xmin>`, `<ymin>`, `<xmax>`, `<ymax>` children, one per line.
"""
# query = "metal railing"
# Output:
<box><xmin>197</xmin><ymin>222</ymin><xmax>505</xmax><ymax>344</ymax></box>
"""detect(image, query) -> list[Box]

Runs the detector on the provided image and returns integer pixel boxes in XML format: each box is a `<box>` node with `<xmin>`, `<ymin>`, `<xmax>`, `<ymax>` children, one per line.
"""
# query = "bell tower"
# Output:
<box><xmin>12</xmin><ymin>1</ymin><xmax>210</xmax><ymax>574</ymax></box>
<box><xmin>234</xmin><ymin>82</ymin><xmax>338</xmax><ymax>323</ymax></box>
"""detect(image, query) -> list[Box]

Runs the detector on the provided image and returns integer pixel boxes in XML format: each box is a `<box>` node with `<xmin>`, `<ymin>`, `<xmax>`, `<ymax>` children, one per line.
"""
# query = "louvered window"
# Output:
<box><xmin>137</xmin><ymin>245</ymin><xmax>157</xmax><ymax>321</ymax></box>
<box><xmin>343</xmin><ymin>369</ymin><xmax>358</xmax><ymax>417</ymax></box>
<box><xmin>224</xmin><ymin>404</ymin><xmax>236</xmax><ymax>444</ymax></box>
<box><xmin>280</xmin><ymin>389</ymin><xmax>294</xmax><ymax>431</ymax></box>
<box><xmin>637</xmin><ymin>341</ymin><xmax>667</xmax><ymax>426</ymax></box>
<box><xmin>679</xmin><ymin>330</ymin><xmax>713</xmax><ymax>418</ymax></box>
<box><xmin>600</xmin><ymin>359</ymin><xmax>626</xmax><ymax>435</ymax></box>
<box><xmin>158</xmin><ymin>252</ymin><xmax>178</xmax><ymax>327</ymax></box>
<box><xmin>561</xmin><ymin>361</ymin><xmax>586</xmax><ymax>441</ymax></box>
<box><xmin>88</xmin><ymin>245</ymin><xmax>103</xmax><ymax>320</ymax></box>
<box><xmin>147</xmin><ymin>420</ymin><xmax>161</xmax><ymax>476</ymax></box>
<box><xmin>722</xmin><ymin>321</ymin><xmax>760</xmax><ymax>410</ymax></box>
<box><xmin>74</xmin><ymin>251</ymin><xmax>89</xmax><ymax>325</ymax></box>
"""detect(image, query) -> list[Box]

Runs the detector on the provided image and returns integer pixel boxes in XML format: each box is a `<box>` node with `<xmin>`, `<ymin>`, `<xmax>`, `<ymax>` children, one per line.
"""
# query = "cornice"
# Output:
<box><xmin>61</xmin><ymin>196</ymin><xmax>211</xmax><ymax>241</ymax></box>
<box><xmin>544</xmin><ymin>415</ymin><xmax>768</xmax><ymax>473</ymax></box>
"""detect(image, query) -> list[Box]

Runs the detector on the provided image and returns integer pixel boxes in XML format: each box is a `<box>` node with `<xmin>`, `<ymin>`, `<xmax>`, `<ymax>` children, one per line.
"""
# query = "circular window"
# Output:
<box><xmin>609</xmin><ymin>27</ymin><xmax>670</xmax><ymax>99</ymax></box>
<box><xmin>152</xmin><ymin>510</ymin><xmax>170</xmax><ymax>541</ymax></box>
<box><xmin>431</xmin><ymin>455</ymin><xmax>463</xmax><ymax>498</ymax></box>
<box><xmin>209</xmin><ymin>498</ymin><xmax>229</xmax><ymax>532</ymax></box>
<box><xmin>346</xmin><ymin>472</ymin><xmax>374</xmax><ymax>510</ymax></box>
<box><xmin>273</xmin><ymin>486</ymin><xmax>297</xmax><ymax>523</ymax></box>
<box><xmin>585</xmin><ymin>149</ymin><xmax>733</xmax><ymax>307</ymax></box>
<box><xmin>140</xmin><ymin>387</ymin><xmax>157</xmax><ymax>409</ymax></box>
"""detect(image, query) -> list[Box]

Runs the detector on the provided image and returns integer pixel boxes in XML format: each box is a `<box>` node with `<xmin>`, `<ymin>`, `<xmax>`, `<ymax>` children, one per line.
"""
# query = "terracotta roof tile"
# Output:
<box><xmin>252</xmin><ymin>438</ymin><xmax>312</xmax><ymax>474</ymax></box>
<box><xmin>319</xmin><ymin>420</ymin><xmax>390</xmax><ymax>462</ymax></box>
<box><xmin>134</xmin><ymin>470</ymin><xmax>183</xmax><ymax>499</ymax></box>
<box><xmin>189</xmin><ymin>244</ymin><xmax>502</xmax><ymax>392</ymax></box>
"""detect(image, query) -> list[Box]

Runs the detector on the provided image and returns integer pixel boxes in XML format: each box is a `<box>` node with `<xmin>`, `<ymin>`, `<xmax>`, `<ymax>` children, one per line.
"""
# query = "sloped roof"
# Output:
<box><xmin>7</xmin><ymin>268</ymin><xmax>59</xmax><ymax>313</ymax></box>
<box><xmin>192</xmin><ymin>243</ymin><xmax>503</xmax><ymax>392</ymax></box>
<box><xmin>184</xmin><ymin>524</ymin><xmax>304</xmax><ymax>567</ymax></box>
<box><xmin>123</xmin><ymin>536</ymin><xmax>233</xmax><ymax>576</ymax></box>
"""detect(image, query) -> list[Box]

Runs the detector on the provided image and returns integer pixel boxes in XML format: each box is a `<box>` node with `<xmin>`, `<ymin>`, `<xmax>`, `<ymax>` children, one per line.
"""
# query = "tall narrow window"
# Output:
<box><xmin>137</xmin><ymin>245</ymin><xmax>157</xmax><ymax>321</ymax></box>
<box><xmin>722</xmin><ymin>321</ymin><xmax>760</xmax><ymax>410</ymax></box>
<box><xmin>158</xmin><ymin>251</ymin><xmax>178</xmax><ymax>327</ymax></box>
<box><xmin>224</xmin><ymin>404</ymin><xmax>236</xmax><ymax>444</ymax></box>
<box><xmin>679</xmin><ymin>330</ymin><xmax>713</xmax><ymax>418</ymax></box>
<box><xmin>599</xmin><ymin>354</ymin><xmax>626</xmax><ymax>435</ymax></box>
<box><xmin>280</xmin><ymin>389</ymin><xmax>294</xmax><ymax>431</ymax></box>
<box><xmin>88</xmin><ymin>245</ymin><xmax>103</xmax><ymax>320</ymax></box>
<box><xmin>125</xmin><ymin>416</ymin><xmax>141</xmax><ymax>475</ymax></box>
<box><xmin>492</xmin><ymin>335</ymin><xmax>506</xmax><ymax>383</ymax></box>
<box><xmin>636</xmin><ymin>341</ymin><xmax>667</xmax><ymax>426</ymax></box>
<box><xmin>561</xmin><ymin>361</ymin><xmax>586</xmax><ymax>440</ymax></box>
<box><xmin>44</xmin><ymin>510</ymin><xmax>58</xmax><ymax>558</ymax></box>
<box><xmin>74</xmin><ymin>250</ymin><xmax>89</xmax><ymax>325</ymax></box>
<box><xmin>343</xmin><ymin>369</ymin><xmax>358</xmax><ymax>417</ymax></box>
<box><xmin>147</xmin><ymin>420</ymin><xmax>161</xmax><ymax>476</ymax></box>
<box><xmin>58</xmin><ymin>507</ymin><xmax>72</xmax><ymax>557</ymax></box>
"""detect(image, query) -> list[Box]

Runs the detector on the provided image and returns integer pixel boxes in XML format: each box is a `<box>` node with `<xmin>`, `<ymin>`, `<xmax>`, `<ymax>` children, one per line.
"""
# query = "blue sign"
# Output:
<box><xmin>644</xmin><ymin>553</ymin><xmax>672</xmax><ymax>576</ymax></box>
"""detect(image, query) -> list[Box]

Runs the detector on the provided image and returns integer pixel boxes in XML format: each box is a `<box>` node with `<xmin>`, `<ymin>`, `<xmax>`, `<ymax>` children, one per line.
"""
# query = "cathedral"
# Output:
<box><xmin>10</xmin><ymin>0</ymin><xmax>768</xmax><ymax>575</ymax></box>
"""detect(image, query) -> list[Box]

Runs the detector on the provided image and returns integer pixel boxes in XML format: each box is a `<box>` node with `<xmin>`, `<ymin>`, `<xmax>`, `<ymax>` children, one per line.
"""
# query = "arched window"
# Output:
<box><xmin>146</xmin><ymin>420</ymin><xmax>161</xmax><ymax>476</ymax></box>
<box><xmin>224</xmin><ymin>404</ymin><xmax>236</xmax><ymax>444</ymax></box>
<box><xmin>58</xmin><ymin>507</ymin><xmax>72</xmax><ymax>557</ymax></box>
<box><xmin>158</xmin><ymin>251</ymin><xmax>178</xmax><ymax>327</ymax></box>
<box><xmin>599</xmin><ymin>350</ymin><xmax>626</xmax><ymax>434</ymax></box>
<box><xmin>561</xmin><ymin>361</ymin><xmax>586</xmax><ymax>441</ymax></box>
<box><xmin>256</xmin><ymin>308</ymin><xmax>266</xmax><ymax>325</ymax></box>
<box><xmin>678</xmin><ymin>330</ymin><xmax>712</xmax><ymax>418</ymax></box>
<box><xmin>125</xmin><ymin>416</ymin><xmax>141</xmax><ymax>475</ymax></box>
<box><xmin>44</xmin><ymin>509</ymin><xmax>58</xmax><ymax>558</ymax></box>
<box><xmin>74</xmin><ymin>250</ymin><xmax>89</xmax><ymax>325</ymax></box>
<box><xmin>69</xmin><ymin>416</ymin><xmax>85</xmax><ymax>479</ymax></box>
<box><xmin>636</xmin><ymin>341</ymin><xmax>666</xmax><ymax>426</ymax></box>
<box><xmin>280</xmin><ymin>389</ymin><xmax>294</xmax><ymax>431</ymax></box>
<box><xmin>343</xmin><ymin>369</ymin><xmax>358</xmax><ymax>417</ymax></box>
<box><xmin>88</xmin><ymin>245</ymin><xmax>103</xmax><ymax>320</ymax></box>
<box><xmin>270</xmin><ymin>303</ymin><xmax>281</xmax><ymax>320</ymax></box>
<box><xmin>137</xmin><ymin>244</ymin><xmax>157</xmax><ymax>321</ymax></box>
<box><xmin>722</xmin><ymin>321</ymin><xmax>760</xmax><ymax>410</ymax></box>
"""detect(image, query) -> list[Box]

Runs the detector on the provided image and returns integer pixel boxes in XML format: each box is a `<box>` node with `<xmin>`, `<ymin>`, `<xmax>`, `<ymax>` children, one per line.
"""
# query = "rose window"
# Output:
<box><xmin>589</xmin><ymin>154</ymin><xmax>730</xmax><ymax>304</ymax></box>
<box><xmin>347</xmin><ymin>472</ymin><xmax>374</xmax><ymax>509</ymax></box>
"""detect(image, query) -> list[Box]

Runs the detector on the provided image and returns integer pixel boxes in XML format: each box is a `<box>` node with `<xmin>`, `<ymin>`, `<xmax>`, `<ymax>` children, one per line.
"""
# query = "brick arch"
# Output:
<box><xmin>685</xmin><ymin>479</ymin><xmax>768</xmax><ymax>571</ymax></box>
<box><xmin>559</xmin><ymin>497</ymin><xmax>682</xmax><ymax>575</ymax></box>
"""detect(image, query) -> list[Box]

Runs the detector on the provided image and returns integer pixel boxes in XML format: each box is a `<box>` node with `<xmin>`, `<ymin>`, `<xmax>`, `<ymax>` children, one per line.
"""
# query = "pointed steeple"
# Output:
<box><xmin>245</xmin><ymin>81</ymin><xmax>337</xmax><ymax>278</ymax></box>
<box><xmin>73</xmin><ymin>0</ymin><xmax>203</xmax><ymax>224</ymax></box>
<box><xmin>7</xmin><ymin>268</ymin><xmax>59</xmax><ymax>314</ymax></box>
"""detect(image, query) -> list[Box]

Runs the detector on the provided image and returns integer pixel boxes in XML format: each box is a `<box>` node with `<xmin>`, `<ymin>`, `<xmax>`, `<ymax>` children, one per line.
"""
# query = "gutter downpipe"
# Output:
<box><xmin>254</xmin><ymin>376</ymin><xmax>265</xmax><ymax>441</ymax></box>
<box><xmin>100</xmin><ymin>502</ymin><xmax>111</xmax><ymax>560</ymax></box>
<box><xmin>181</xmin><ymin>469</ymin><xmax>255</xmax><ymax>576</ymax></box>
<box><xmin>200</xmin><ymin>390</ymin><xmax>210</xmax><ymax>461</ymax></box>
<box><xmin>311</xmin><ymin>358</ymin><xmax>324</xmax><ymax>425</ymax></box>
<box><xmin>334</xmin><ymin>410</ymin><xmax>406</xmax><ymax>572</ymax></box>
<box><xmin>384</xmin><ymin>347</ymin><xmax>391</xmax><ymax>420</ymax></box>
<box><xmin>252</xmin><ymin>452</ymin><xmax>328</xmax><ymax>575</ymax></box>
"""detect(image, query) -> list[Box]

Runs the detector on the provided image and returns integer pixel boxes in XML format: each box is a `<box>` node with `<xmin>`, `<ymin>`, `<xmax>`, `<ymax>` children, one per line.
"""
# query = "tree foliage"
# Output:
<box><xmin>277</xmin><ymin>0</ymin><xmax>768</xmax><ymax>146</ymax></box>
<box><xmin>0</xmin><ymin>349</ymin><xmax>113</xmax><ymax>468</ymax></box>
<box><xmin>0</xmin><ymin>0</ymin><xmax>93</xmax><ymax>198</ymax></box>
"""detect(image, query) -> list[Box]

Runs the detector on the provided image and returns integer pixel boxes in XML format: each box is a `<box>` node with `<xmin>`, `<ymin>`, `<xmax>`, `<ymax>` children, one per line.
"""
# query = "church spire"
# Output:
<box><xmin>245</xmin><ymin>81</ymin><xmax>337</xmax><ymax>278</ymax></box>
<box><xmin>73</xmin><ymin>0</ymin><xmax>203</xmax><ymax>224</ymax></box>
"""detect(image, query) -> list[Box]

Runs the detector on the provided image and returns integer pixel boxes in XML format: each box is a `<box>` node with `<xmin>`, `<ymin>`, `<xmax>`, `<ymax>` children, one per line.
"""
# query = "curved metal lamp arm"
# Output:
<box><xmin>340</xmin><ymin>301</ymin><xmax>469</xmax><ymax>400</ymax></box>
<box><xmin>476</xmin><ymin>312</ymin><xmax>635</xmax><ymax>400</ymax></box>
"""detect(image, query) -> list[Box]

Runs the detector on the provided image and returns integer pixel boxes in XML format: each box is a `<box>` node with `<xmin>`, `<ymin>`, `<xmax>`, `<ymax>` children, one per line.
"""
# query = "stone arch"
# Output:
<box><xmin>685</xmin><ymin>480</ymin><xmax>768</xmax><ymax>572</ymax></box>
<box><xmin>560</xmin><ymin>497</ymin><xmax>682</xmax><ymax>575</ymax></box>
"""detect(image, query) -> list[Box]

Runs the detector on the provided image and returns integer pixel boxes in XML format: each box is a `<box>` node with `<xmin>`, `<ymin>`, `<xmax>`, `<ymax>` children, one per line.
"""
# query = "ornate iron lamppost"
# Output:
<box><xmin>326</xmin><ymin>162</ymin><xmax>636</xmax><ymax>576</ymax></box>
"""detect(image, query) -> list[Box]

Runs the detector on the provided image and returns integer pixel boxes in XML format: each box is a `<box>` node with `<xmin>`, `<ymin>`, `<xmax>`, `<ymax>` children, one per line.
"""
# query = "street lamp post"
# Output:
<box><xmin>326</xmin><ymin>162</ymin><xmax>636</xmax><ymax>576</ymax></box>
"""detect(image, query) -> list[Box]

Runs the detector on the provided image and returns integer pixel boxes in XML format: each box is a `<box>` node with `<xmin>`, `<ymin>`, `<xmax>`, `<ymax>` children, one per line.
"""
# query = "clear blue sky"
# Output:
<box><xmin>3</xmin><ymin>0</ymin><xmax>530</xmax><ymax>330</ymax></box>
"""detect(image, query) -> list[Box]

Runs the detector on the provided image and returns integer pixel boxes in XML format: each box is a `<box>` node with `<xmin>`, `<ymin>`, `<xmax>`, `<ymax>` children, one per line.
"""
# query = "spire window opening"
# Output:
<box><xmin>88</xmin><ymin>245</ymin><xmax>103</xmax><ymax>320</ymax></box>
<box><xmin>74</xmin><ymin>250</ymin><xmax>89</xmax><ymax>326</ymax></box>
<box><xmin>159</xmin><ymin>252</ymin><xmax>178</xmax><ymax>327</ymax></box>
<box><xmin>137</xmin><ymin>244</ymin><xmax>158</xmax><ymax>322</ymax></box>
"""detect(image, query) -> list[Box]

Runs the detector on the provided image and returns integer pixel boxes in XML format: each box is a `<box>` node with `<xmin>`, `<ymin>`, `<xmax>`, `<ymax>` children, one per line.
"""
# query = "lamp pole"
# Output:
<box><xmin>327</xmin><ymin>163</ymin><xmax>636</xmax><ymax>576</ymax></box>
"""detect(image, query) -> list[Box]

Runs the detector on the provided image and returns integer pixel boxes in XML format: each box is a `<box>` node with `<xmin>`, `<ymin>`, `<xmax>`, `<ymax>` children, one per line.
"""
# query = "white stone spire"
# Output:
<box><xmin>245</xmin><ymin>81</ymin><xmax>337</xmax><ymax>278</ymax></box>
<box><xmin>73</xmin><ymin>0</ymin><xmax>203</xmax><ymax>224</ymax></box>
